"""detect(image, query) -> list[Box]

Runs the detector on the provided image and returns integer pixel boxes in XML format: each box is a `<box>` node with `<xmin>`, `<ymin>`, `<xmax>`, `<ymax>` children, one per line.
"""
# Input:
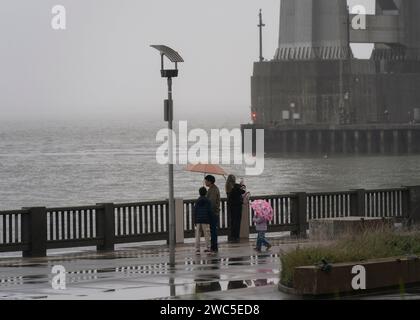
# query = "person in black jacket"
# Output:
<box><xmin>226</xmin><ymin>175</ymin><xmax>245</xmax><ymax>243</ymax></box>
<box><xmin>193</xmin><ymin>187</ymin><xmax>213</xmax><ymax>254</ymax></box>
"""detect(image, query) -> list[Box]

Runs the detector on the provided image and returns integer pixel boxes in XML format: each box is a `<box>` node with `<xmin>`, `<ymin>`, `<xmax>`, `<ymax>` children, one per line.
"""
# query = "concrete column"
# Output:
<box><xmin>393</xmin><ymin>130</ymin><xmax>399</xmax><ymax>154</ymax></box>
<box><xmin>350</xmin><ymin>190</ymin><xmax>366</xmax><ymax>217</ymax></box>
<box><xmin>282</xmin><ymin>131</ymin><xmax>288</xmax><ymax>153</ymax></box>
<box><xmin>342</xmin><ymin>131</ymin><xmax>347</xmax><ymax>154</ymax></box>
<box><xmin>96</xmin><ymin>203</ymin><xmax>115</xmax><ymax>252</ymax></box>
<box><xmin>240</xmin><ymin>203</ymin><xmax>250</xmax><ymax>240</ymax></box>
<box><xmin>317</xmin><ymin>131</ymin><xmax>323</xmax><ymax>154</ymax></box>
<box><xmin>290</xmin><ymin>192</ymin><xmax>307</xmax><ymax>238</ymax></box>
<box><xmin>354</xmin><ymin>131</ymin><xmax>360</xmax><ymax>154</ymax></box>
<box><xmin>175</xmin><ymin>198</ymin><xmax>184</xmax><ymax>244</ymax></box>
<box><xmin>293</xmin><ymin>131</ymin><xmax>298</xmax><ymax>153</ymax></box>
<box><xmin>403</xmin><ymin>186</ymin><xmax>420</xmax><ymax>226</ymax></box>
<box><xmin>22</xmin><ymin>207</ymin><xmax>47</xmax><ymax>257</ymax></box>
<box><xmin>367</xmin><ymin>131</ymin><xmax>373</xmax><ymax>154</ymax></box>
<box><xmin>330</xmin><ymin>131</ymin><xmax>336</xmax><ymax>154</ymax></box>
<box><xmin>305</xmin><ymin>131</ymin><xmax>311</xmax><ymax>153</ymax></box>
<box><xmin>407</xmin><ymin>130</ymin><xmax>413</xmax><ymax>154</ymax></box>
<box><xmin>380</xmin><ymin>130</ymin><xmax>385</xmax><ymax>154</ymax></box>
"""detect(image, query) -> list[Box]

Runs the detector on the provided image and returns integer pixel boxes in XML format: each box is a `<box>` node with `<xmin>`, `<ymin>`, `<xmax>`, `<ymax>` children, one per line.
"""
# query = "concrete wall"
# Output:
<box><xmin>275</xmin><ymin>0</ymin><xmax>349</xmax><ymax>60</ymax></box>
<box><xmin>251</xmin><ymin>59</ymin><xmax>420</xmax><ymax>126</ymax></box>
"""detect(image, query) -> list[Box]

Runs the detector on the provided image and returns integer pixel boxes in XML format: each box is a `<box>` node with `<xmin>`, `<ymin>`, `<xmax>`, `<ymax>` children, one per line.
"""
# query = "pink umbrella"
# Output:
<box><xmin>251</xmin><ymin>200</ymin><xmax>273</xmax><ymax>222</ymax></box>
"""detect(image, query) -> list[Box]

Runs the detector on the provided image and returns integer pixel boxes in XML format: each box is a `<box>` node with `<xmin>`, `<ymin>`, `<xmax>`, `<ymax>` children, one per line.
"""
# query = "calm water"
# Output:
<box><xmin>1</xmin><ymin>115</ymin><xmax>420</xmax><ymax>210</ymax></box>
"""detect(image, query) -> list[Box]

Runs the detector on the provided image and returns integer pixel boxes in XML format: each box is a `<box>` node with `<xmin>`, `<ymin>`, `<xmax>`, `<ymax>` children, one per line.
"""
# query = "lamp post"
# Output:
<box><xmin>150</xmin><ymin>45</ymin><xmax>184</xmax><ymax>268</ymax></box>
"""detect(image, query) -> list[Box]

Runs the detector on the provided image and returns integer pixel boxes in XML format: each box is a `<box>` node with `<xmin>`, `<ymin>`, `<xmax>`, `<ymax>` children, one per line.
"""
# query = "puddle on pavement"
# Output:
<box><xmin>0</xmin><ymin>253</ymin><xmax>281</xmax><ymax>299</ymax></box>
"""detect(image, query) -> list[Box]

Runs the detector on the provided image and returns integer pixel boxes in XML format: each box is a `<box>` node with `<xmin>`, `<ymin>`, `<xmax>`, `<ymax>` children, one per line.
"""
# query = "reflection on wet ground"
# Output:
<box><xmin>1</xmin><ymin>237</ymin><xmax>418</xmax><ymax>300</ymax></box>
<box><xmin>0</xmin><ymin>238</ymin><xmax>286</xmax><ymax>300</ymax></box>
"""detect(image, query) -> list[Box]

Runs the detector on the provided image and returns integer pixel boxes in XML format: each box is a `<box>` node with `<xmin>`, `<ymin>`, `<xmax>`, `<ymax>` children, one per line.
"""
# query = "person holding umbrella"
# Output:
<box><xmin>251</xmin><ymin>200</ymin><xmax>273</xmax><ymax>252</ymax></box>
<box><xmin>186</xmin><ymin>164</ymin><xmax>225</xmax><ymax>254</ymax></box>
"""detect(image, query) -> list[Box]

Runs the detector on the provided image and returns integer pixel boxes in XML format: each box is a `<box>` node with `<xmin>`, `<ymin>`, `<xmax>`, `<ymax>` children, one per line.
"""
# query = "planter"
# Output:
<box><xmin>287</xmin><ymin>256</ymin><xmax>420</xmax><ymax>296</ymax></box>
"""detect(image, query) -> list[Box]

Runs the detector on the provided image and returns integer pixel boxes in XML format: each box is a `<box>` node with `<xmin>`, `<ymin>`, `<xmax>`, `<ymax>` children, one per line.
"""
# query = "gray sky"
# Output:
<box><xmin>0</xmin><ymin>0</ymin><xmax>374</xmax><ymax>121</ymax></box>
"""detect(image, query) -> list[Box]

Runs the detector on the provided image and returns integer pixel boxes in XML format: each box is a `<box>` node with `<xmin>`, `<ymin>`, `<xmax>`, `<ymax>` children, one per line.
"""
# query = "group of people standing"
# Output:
<box><xmin>193</xmin><ymin>174</ymin><xmax>251</xmax><ymax>255</ymax></box>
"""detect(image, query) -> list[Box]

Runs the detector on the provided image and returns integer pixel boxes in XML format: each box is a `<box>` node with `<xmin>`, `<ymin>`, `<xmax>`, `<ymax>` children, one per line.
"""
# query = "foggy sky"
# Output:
<box><xmin>0</xmin><ymin>0</ymin><xmax>374</xmax><ymax>121</ymax></box>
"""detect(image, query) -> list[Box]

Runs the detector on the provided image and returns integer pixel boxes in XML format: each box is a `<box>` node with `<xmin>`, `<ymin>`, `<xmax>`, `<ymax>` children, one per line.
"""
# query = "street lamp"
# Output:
<box><xmin>150</xmin><ymin>45</ymin><xmax>184</xmax><ymax>267</ymax></box>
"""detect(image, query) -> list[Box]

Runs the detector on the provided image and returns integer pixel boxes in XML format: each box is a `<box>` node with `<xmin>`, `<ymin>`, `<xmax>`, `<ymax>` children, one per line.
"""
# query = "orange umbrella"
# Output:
<box><xmin>186</xmin><ymin>163</ymin><xmax>227</xmax><ymax>177</ymax></box>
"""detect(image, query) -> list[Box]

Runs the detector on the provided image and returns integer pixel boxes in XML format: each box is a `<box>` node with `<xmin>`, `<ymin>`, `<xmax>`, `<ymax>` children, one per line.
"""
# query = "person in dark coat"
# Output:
<box><xmin>193</xmin><ymin>187</ymin><xmax>213</xmax><ymax>254</ymax></box>
<box><xmin>225</xmin><ymin>175</ymin><xmax>245</xmax><ymax>243</ymax></box>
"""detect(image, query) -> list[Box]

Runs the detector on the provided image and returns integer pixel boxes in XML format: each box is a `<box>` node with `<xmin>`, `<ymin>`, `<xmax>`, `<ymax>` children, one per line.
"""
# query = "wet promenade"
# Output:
<box><xmin>0</xmin><ymin>235</ymin><xmax>419</xmax><ymax>300</ymax></box>
<box><xmin>0</xmin><ymin>235</ymin><xmax>301</xmax><ymax>300</ymax></box>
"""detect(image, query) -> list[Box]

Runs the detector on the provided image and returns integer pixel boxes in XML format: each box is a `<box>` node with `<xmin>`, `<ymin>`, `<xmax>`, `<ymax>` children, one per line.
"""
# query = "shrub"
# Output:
<box><xmin>280</xmin><ymin>228</ymin><xmax>420</xmax><ymax>288</ymax></box>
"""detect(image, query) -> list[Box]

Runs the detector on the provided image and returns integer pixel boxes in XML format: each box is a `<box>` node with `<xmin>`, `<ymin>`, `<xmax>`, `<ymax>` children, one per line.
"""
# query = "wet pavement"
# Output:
<box><xmin>0</xmin><ymin>235</ymin><xmax>419</xmax><ymax>300</ymax></box>
<box><xmin>0</xmin><ymin>235</ymin><xmax>302</xmax><ymax>300</ymax></box>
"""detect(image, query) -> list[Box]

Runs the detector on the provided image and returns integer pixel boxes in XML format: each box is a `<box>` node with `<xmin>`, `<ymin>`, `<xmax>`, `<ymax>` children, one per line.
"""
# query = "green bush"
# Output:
<box><xmin>280</xmin><ymin>229</ymin><xmax>420</xmax><ymax>288</ymax></box>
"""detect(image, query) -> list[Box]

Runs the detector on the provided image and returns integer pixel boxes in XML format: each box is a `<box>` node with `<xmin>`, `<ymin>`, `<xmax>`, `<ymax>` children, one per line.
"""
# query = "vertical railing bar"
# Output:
<box><xmin>90</xmin><ymin>209</ymin><xmax>94</xmax><ymax>238</ymax></box>
<box><xmin>154</xmin><ymin>205</ymin><xmax>159</xmax><ymax>233</ymax></box>
<box><xmin>398</xmin><ymin>190</ymin><xmax>402</xmax><ymax>217</ymax></box>
<box><xmin>73</xmin><ymin>209</ymin><xmax>77</xmax><ymax>239</ymax></box>
<box><xmin>8</xmin><ymin>214</ymin><xmax>13</xmax><ymax>243</ymax></box>
<box><xmin>83</xmin><ymin>209</ymin><xmax>88</xmax><ymax>239</ymax></box>
<box><xmin>126</xmin><ymin>206</ymin><xmax>131</xmax><ymax>235</ymax></box>
<box><xmin>67</xmin><ymin>210</ymin><xmax>71</xmax><ymax>239</ymax></box>
<box><xmin>139</xmin><ymin>205</ymin><xmax>143</xmax><ymax>234</ymax></box>
<box><xmin>133</xmin><ymin>206</ymin><xmax>137</xmax><ymax>235</ymax></box>
<box><xmin>50</xmin><ymin>211</ymin><xmax>55</xmax><ymax>241</ymax></box>
<box><xmin>62</xmin><ymin>211</ymin><xmax>67</xmax><ymax>240</ymax></box>
<box><xmin>144</xmin><ymin>205</ymin><xmax>149</xmax><ymax>234</ymax></box>
<box><xmin>55</xmin><ymin>211</ymin><xmax>60</xmax><ymax>240</ymax></box>
<box><xmin>159</xmin><ymin>204</ymin><xmax>163</xmax><ymax>233</ymax></box>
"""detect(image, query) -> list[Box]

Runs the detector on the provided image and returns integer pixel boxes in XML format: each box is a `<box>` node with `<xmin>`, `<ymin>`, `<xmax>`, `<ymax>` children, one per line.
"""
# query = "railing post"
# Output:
<box><xmin>96</xmin><ymin>203</ymin><xmax>115</xmax><ymax>251</ymax></box>
<box><xmin>350</xmin><ymin>189</ymin><xmax>365</xmax><ymax>217</ymax></box>
<box><xmin>402</xmin><ymin>186</ymin><xmax>420</xmax><ymax>226</ymax></box>
<box><xmin>291</xmin><ymin>193</ymin><xmax>307</xmax><ymax>238</ymax></box>
<box><xmin>401</xmin><ymin>187</ymin><xmax>411</xmax><ymax>227</ymax></box>
<box><xmin>240</xmin><ymin>202</ymin><xmax>250</xmax><ymax>241</ymax></box>
<box><xmin>22</xmin><ymin>207</ymin><xmax>47</xmax><ymax>258</ymax></box>
<box><xmin>175</xmin><ymin>198</ymin><xmax>184</xmax><ymax>244</ymax></box>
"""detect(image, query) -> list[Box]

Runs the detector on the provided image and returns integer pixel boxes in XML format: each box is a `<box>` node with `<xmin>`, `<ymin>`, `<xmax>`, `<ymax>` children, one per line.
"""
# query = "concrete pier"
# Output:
<box><xmin>330</xmin><ymin>131</ymin><xmax>336</xmax><ymax>154</ymax></box>
<box><xmin>317</xmin><ymin>131</ymin><xmax>323</xmax><ymax>154</ymax></box>
<box><xmin>354</xmin><ymin>131</ymin><xmax>360</xmax><ymax>154</ymax></box>
<box><xmin>393</xmin><ymin>130</ymin><xmax>399</xmax><ymax>154</ymax></box>
<box><xmin>242</xmin><ymin>124</ymin><xmax>420</xmax><ymax>155</ymax></box>
<box><xmin>407</xmin><ymin>130</ymin><xmax>413</xmax><ymax>154</ymax></box>
<box><xmin>342</xmin><ymin>131</ymin><xmax>348</xmax><ymax>154</ymax></box>
<box><xmin>305</xmin><ymin>131</ymin><xmax>311</xmax><ymax>153</ymax></box>
<box><xmin>282</xmin><ymin>131</ymin><xmax>288</xmax><ymax>153</ymax></box>
<box><xmin>293</xmin><ymin>131</ymin><xmax>299</xmax><ymax>153</ymax></box>
<box><xmin>380</xmin><ymin>130</ymin><xmax>386</xmax><ymax>154</ymax></box>
<box><xmin>367</xmin><ymin>131</ymin><xmax>373</xmax><ymax>154</ymax></box>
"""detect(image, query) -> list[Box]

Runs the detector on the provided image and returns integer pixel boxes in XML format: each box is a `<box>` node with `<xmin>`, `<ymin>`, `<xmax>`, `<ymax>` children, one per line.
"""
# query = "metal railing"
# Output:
<box><xmin>0</xmin><ymin>186</ymin><xmax>418</xmax><ymax>257</ymax></box>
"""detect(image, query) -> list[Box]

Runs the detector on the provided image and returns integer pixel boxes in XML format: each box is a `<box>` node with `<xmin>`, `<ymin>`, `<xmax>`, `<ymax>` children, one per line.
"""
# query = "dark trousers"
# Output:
<box><xmin>256</xmin><ymin>231</ymin><xmax>270</xmax><ymax>250</ymax></box>
<box><xmin>210</xmin><ymin>214</ymin><xmax>219</xmax><ymax>251</ymax></box>
<box><xmin>229</xmin><ymin>205</ymin><xmax>242</xmax><ymax>241</ymax></box>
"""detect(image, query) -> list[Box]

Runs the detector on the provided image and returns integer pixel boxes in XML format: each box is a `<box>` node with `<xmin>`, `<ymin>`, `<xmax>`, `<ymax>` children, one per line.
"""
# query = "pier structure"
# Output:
<box><xmin>242</xmin><ymin>123</ymin><xmax>420</xmax><ymax>155</ymax></box>
<box><xmin>248</xmin><ymin>0</ymin><xmax>420</xmax><ymax>154</ymax></box>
